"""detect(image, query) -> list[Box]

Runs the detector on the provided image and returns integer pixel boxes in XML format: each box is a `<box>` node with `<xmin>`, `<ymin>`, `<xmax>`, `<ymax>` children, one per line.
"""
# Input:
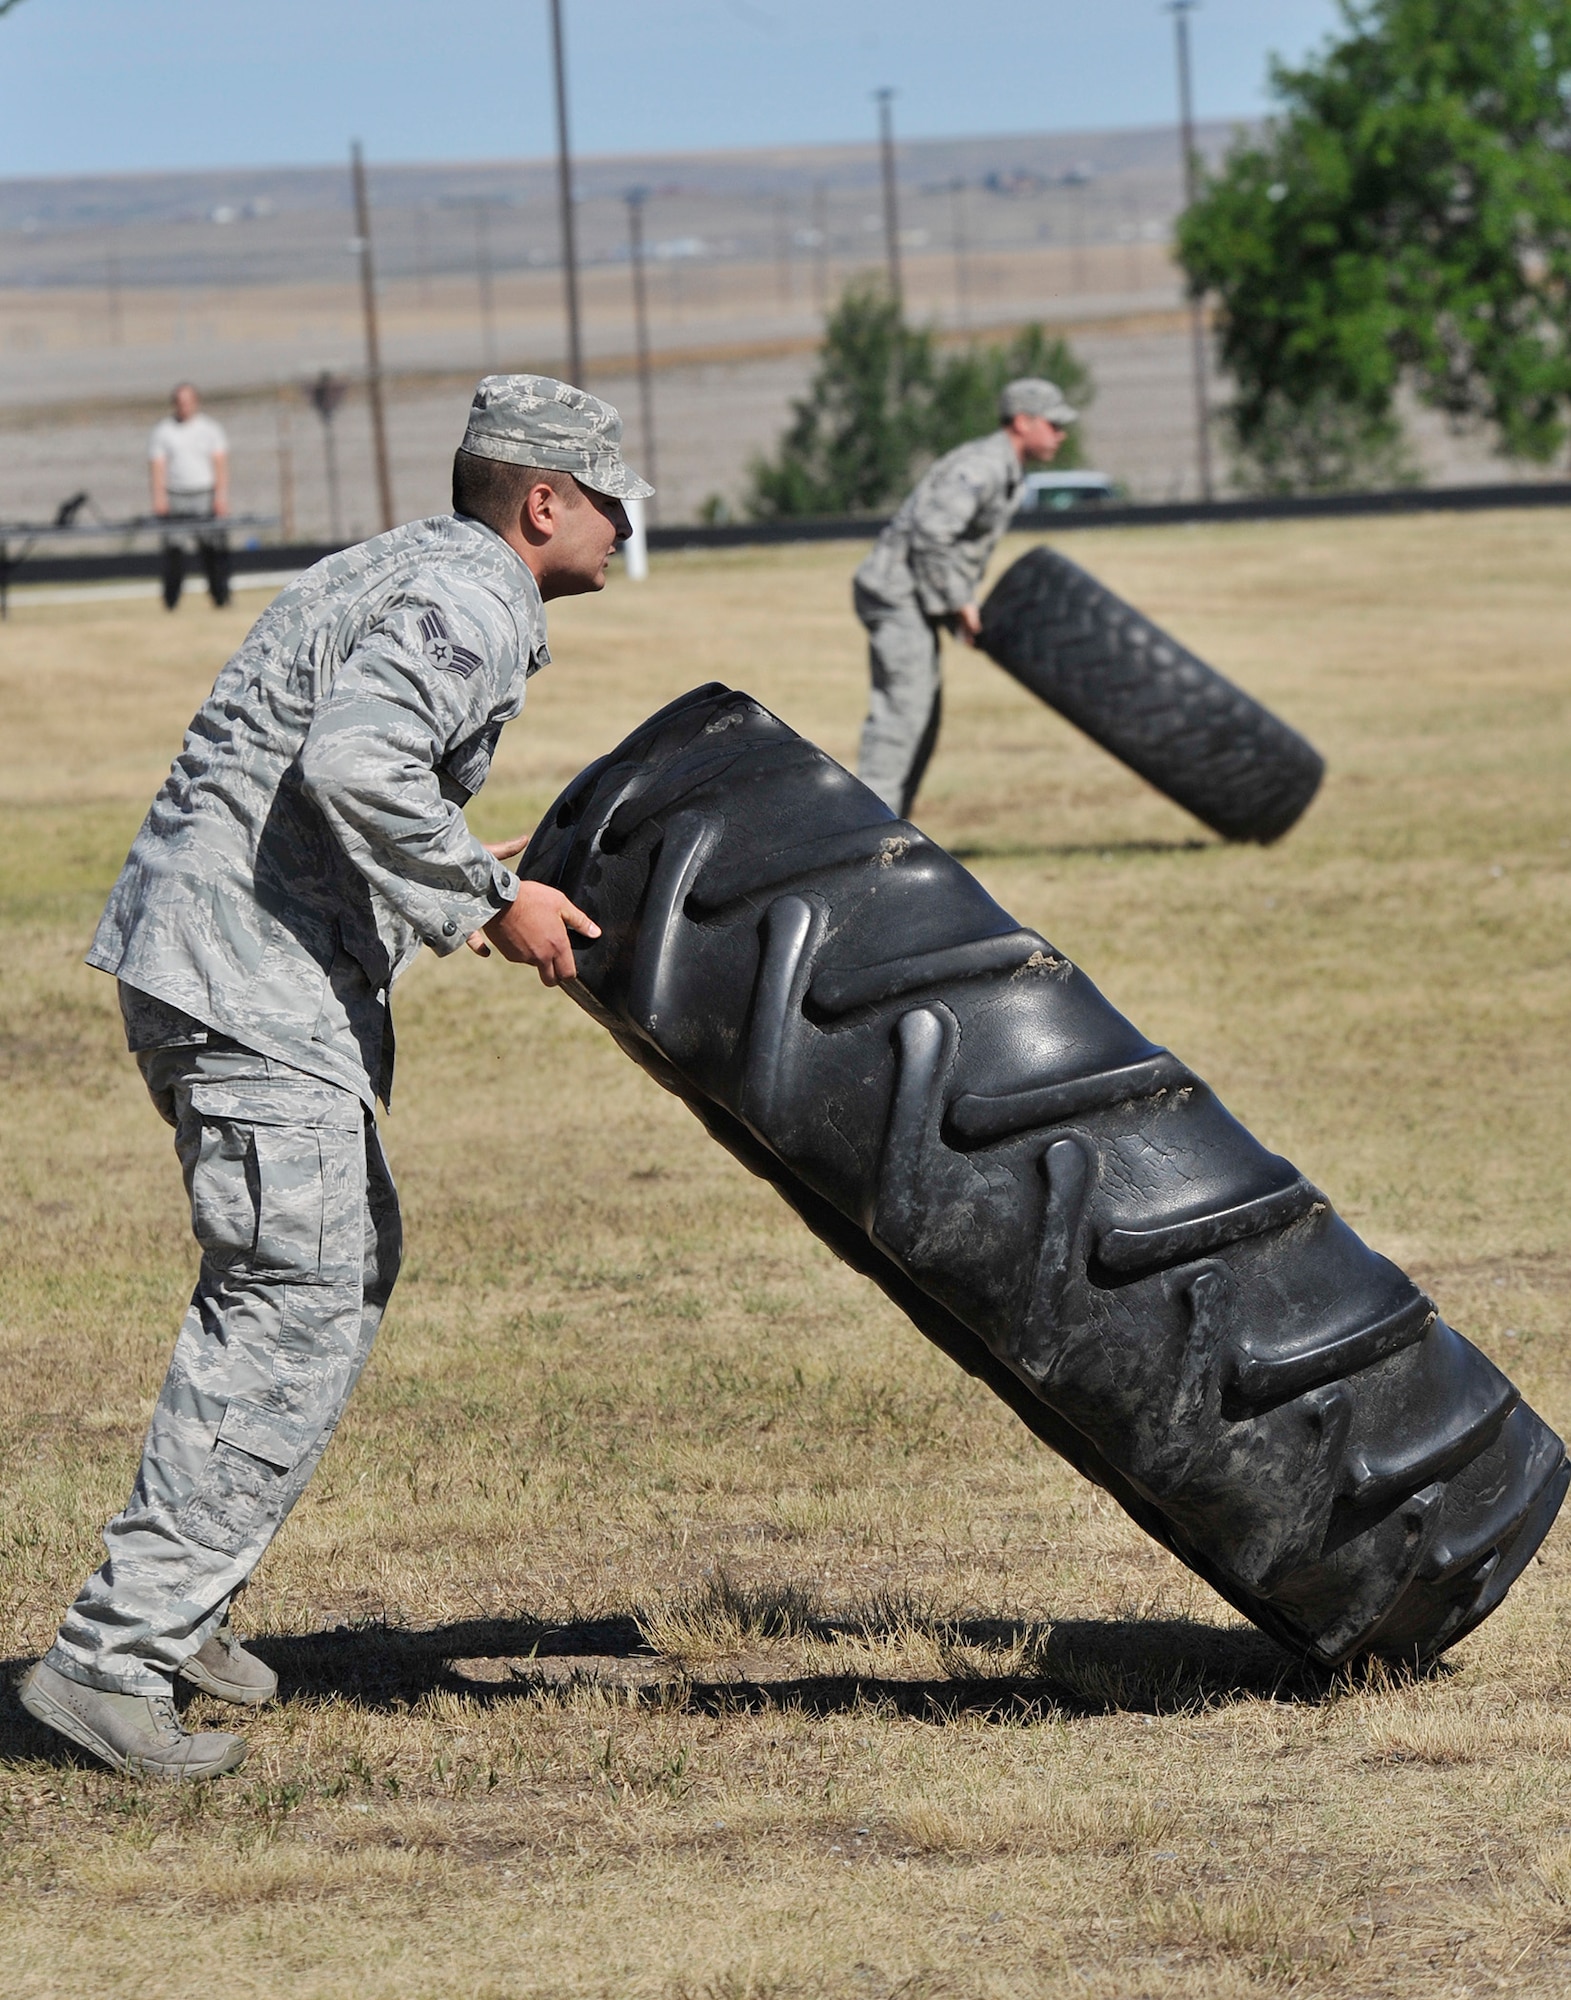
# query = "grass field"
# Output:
<box><xmin>2</xmin><ymin>515</ymin><xmax>1570</xmax><ymax>1998</ymax></box>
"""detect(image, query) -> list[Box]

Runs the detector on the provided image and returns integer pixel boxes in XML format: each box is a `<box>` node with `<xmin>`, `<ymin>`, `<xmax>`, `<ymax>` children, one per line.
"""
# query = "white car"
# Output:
<box><xmin>1013</xmin><ymin>469</ymin><xmax>1121</xmax><ymax>516</ymax></box>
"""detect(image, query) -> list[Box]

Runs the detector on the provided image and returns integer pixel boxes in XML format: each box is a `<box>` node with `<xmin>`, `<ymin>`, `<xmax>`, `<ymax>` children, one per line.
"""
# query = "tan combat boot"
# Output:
<box><xmin>19</xmin><ymin>1660</ymin><xmax>246</xmax><ymax>1780</ymax></box>
<box><xmin>177</xmin><ymin>1619</ymin><xmax>279</xmax><ymax>1707</ymax></box>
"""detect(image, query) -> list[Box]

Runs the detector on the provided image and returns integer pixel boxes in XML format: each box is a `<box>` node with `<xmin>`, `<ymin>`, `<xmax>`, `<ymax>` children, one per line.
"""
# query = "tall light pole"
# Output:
<box><xmin>473</xmin><ymin>200</ymin><xmax>497</xmax><ymax>369</ymax></box>
<box><xmin>875</xmin><ymin>88</ymin><xmax>903</xmax><ymax>311</ymax></box>
<box><xmin>625</xmin><ymin>187</ymin><xmax>658</xmax><ymax>514</ymax></box>
<box><xmin>309</xmin><ymin>370</ymin><xmax>347</xmax><ymax>544</ymax></box>
<box><xmin>949</xmin><ymin>177</ymin><xmax>970</xmax><ymax>329</ymax></box>
<box><xmin>350</xmin><ymin>141</ymin><xmax>396</xmax><ymax>533</ymax></box>
<box><xmin>549</xmin><ymin>0</ymin><xmax>585</xmax><ymax>384</ymax></box>
<box><xmin>274</xmin><ymin>382</ymin><xmax>297</xmax><ymax>542</ymax></box>
<box><xmin>413</xmin><ymin>202</ymin><xmax>433</xmax><ymax>309</ymax></box>
<box><xmin>811</xmin><ymin>180</ymin><xmax>830</xmax><ymax>314</ymax></box>
<box><xmin>1169</xmin><ymin>0</ymin><xmax>1214</xmax><ymax>501</ymax></box>
<box><xmin>105</xmin><ymin>231</ymin><xmax>123</xmax><ymax>345</ymax></box>
<box><xmin>773</xmin><ymin>194</ymin><xmax>792</xmax><ymax>309</ymax></box>
<box><xmin>1069</xmin><ymin>176</ymin><xmax>1088</xmax><ymax>295</ymax></box>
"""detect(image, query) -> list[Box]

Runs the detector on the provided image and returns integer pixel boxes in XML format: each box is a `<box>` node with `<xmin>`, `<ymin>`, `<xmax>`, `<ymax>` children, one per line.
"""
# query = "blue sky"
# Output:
<box><xmin>1</xmin><ymin>0</ymin><xmax>1345</xmax><ymax>177</ymax></box>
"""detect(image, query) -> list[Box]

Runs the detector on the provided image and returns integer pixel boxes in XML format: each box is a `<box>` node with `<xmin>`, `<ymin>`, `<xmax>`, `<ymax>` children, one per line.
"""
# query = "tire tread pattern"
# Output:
<box><xmin>980</xmin><ymin>546</ymin><xmax>1325</xmax><ymax>843</ymax></box>
<box><xmin>521</xmin><ymin>684</ymin><xmax>1565</xmax><ymax>1665</ymax></box>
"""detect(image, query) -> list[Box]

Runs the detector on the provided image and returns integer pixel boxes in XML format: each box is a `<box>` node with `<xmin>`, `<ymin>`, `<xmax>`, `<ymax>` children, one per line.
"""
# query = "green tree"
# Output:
<box><xmin>747</xmin><ymin>283</ymin><xmax>1092</xmax><ymax>518</ymax></box>
<box><xmin>1178</xmin><ymin>0</ymin><xmax>1571</xmax><ymax>491</ymax></box>
<box><xmin>747</xmin><ymin>282</ymin><xmax>937</xmax><ymax>518</ymax></box>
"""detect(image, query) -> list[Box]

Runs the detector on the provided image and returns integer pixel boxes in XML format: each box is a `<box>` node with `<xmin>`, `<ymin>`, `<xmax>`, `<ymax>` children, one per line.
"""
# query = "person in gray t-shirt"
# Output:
<box><xmin>852</xmin><ymin>378</ymin><xmax>1078</xmax><ymax>817</ymax></box>
<box><xmin>149</xmin><ymin>381</ymin><xmax>232</xmax><ymax>610</ymax></box>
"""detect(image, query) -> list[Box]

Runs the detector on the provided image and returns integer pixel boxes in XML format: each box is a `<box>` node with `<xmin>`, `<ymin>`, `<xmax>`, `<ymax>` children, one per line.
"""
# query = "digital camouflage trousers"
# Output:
<box><xmin>46</xmin><ymin>1036</ymin><xmax>401</xmax><ymax>1694</ymax></box>
<box><xmin>854</xmin><ymin>583</ymin><xmax>945</xmax><ymax>819</ymax></box>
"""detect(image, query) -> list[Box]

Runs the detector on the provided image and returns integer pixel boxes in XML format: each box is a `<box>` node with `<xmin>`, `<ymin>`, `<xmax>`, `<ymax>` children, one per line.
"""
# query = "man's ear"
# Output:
<box><xmin>522</xmin><ymin>480</ymin><xmax>557</xmax><ymax>539</ymax></box>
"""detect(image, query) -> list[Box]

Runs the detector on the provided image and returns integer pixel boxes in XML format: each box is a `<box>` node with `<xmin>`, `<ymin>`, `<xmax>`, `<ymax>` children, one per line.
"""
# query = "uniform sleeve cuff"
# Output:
<box><xmin>428</xmin><ymin>872</ymin><xmax>514</xmax><ymax>955</ymax></box>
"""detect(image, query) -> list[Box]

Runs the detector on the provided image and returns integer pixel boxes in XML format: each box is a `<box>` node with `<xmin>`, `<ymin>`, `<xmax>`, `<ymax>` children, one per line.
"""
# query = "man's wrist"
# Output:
<box><xmin>487</xmin><ymin>860</ymin><xmax>519</xmax><ymax>906</ymax></box>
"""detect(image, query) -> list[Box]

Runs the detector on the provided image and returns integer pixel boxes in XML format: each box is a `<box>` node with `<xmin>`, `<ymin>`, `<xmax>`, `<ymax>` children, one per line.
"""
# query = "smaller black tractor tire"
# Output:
<box><xmin>980</xmin><ymin>544</ymin><xmax>1325</xmax><ymax>844</ymax></box>
<box><xmin>521</xmin><ymin>685</ymin><xmax>1564</xmax><ymax>1667</ymax></box>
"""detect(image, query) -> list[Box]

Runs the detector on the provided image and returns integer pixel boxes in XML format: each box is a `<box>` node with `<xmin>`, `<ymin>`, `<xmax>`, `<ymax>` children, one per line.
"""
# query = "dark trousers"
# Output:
<box><xmin>161</xmin><ymin>494</ymin><xmax>231</xmax><ymax>609</ymax></box>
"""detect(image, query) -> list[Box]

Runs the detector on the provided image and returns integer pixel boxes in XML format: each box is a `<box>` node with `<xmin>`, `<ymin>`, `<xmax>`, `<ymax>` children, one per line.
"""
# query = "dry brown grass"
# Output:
<box><xmin>2</xmin><ymin>513</ymin><xmax>1570</xmax><ymax>1997</ymax></box>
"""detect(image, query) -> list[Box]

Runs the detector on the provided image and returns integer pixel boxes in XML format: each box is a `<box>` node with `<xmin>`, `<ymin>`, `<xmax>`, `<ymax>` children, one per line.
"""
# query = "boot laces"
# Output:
<box><xmin>144</xmin><ymin>1693</ymin><xmax>187</xmax><ymax>1745</ymax></box>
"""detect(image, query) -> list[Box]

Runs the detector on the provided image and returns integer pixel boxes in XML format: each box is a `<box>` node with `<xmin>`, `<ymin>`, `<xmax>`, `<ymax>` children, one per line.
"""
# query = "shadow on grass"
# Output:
<box><xmin>948</xmin><ymin>837</ymin><xmax>1215</xmax><ymax>865</ymax></box>
<box><xmin>0</xmin><ymin>1606</ymin><xmax>1439</xmax><ymax>1770</ymax></box>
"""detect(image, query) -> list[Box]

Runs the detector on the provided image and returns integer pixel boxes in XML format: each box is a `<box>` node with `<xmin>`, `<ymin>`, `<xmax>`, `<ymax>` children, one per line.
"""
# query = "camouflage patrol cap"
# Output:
<box><xmin>999</xmin><ymin>377</ymin><xmax>1078</xmax><ymax>425</ymax></box>
<box><xmin>462</xmin><ymin>374</ymin><xmax>654</xmax><ymax>501</ymax></box>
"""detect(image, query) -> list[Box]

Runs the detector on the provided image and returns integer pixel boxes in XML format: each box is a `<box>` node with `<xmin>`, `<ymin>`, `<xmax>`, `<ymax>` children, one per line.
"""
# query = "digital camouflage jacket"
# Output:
<box><xmin>854</xmin><ymin>430</ymin><xmax>1022</xmax><ymax>620</ymax></box>
<box><xmin>89</xmin><ymin>515</ymin><xmax>548</xmax><ymax>1107</ymax></box>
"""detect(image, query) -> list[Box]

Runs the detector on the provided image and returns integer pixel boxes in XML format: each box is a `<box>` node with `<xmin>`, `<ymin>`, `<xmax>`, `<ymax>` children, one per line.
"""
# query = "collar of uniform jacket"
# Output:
<box><xmin>449</xmin><ymin>512</ymin><xmax>551</xmax><ymax>671</ymax></box>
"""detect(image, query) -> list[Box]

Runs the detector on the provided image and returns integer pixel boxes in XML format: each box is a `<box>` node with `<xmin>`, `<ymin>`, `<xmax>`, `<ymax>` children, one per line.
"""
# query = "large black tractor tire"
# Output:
<box><xmin>980</xmin><ymin>545</ymin><xmax>1325</xmax><ymax>844</ymax></box>
<box><xmin>521</xmin><ymin>685</ymin><xmax>1565</xmax><ymax>1667</ymax></box>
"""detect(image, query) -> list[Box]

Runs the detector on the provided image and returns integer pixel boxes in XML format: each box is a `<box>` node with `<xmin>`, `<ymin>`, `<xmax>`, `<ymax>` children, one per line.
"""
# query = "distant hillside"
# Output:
<box><xmin>0</xmin><ymin>120</ymin><xmax>1249</xmax><ymax>290</ymax></box>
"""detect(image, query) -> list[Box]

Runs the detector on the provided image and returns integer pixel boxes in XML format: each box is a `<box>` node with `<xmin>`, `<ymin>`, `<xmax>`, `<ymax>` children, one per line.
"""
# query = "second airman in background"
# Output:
<box><xmin>852</xmin><ymin>376</ymin><xmax>1078</xmax><ymax>817</ymax></box>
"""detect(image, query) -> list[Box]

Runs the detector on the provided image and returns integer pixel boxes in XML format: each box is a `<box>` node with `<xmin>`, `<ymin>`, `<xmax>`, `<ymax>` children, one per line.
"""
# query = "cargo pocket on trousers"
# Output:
<box><xmin>173</xmin><ymin>1398</ymin><xmax>311</xmax><ymax>1556</ymax></box>
<box><xmin>186</xmin><ymin>1119</ymin><xmax>261</xmax><ymax>1266</ymax></box>
<box><xmin>251</xmin><ymin>1126</ymin><xmax>327</xmax><ymax>1276</ymax></box>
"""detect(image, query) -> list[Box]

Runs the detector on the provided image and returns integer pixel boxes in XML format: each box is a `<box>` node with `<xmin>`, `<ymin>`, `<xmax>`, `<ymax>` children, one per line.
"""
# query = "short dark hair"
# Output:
<box><xmin>451</xmin><ymin>450</ymin><xmax>579</xmax><ymax>532</ymax></box>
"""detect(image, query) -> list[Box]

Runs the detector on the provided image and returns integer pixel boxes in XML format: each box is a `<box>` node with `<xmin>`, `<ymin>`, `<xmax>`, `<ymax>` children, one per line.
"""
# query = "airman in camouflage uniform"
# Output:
<box><xmin>22</xmin><ymin>376</ymin><xmax>651</xmax><ymax>1780</ymax></box>
<box><xmin>853</xmin><ymin>377</ymin><xmax>1078</xmax><ymax>816</ymax></box>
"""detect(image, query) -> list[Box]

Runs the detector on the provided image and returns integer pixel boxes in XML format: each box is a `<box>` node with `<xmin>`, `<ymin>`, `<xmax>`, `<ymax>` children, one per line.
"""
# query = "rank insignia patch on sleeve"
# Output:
<box><xmin>418</xmin><ymin>606</ymin><xmax>484</xmax><ymax>679</ymax></box>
